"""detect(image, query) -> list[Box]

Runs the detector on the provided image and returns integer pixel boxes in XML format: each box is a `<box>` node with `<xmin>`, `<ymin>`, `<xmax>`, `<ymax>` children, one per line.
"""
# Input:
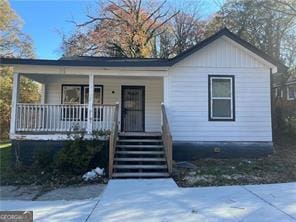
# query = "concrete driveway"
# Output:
<box><xmin>0</xmin><ymin>180</ymin><xmax>295</xmax><ymax>222</ymax></box>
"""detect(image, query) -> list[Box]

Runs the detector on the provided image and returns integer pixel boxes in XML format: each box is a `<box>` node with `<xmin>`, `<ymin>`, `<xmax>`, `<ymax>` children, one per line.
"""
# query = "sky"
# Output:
<box><xmin>10</xmin><ymin>0</ymin><xmax>220</xmax><ymax>59</ymax></box>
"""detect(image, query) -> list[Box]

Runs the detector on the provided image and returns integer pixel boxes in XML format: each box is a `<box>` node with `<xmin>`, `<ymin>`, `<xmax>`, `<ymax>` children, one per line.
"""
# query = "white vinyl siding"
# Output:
<box><xmin>44</xmin><ymin>75</ymin><xmax>163</xmax><ymax>132</ymax></box>
<box><xmin>167</xmin><ymin>36</ymin><xmax>272</xmax><ymax>142</ymax></box>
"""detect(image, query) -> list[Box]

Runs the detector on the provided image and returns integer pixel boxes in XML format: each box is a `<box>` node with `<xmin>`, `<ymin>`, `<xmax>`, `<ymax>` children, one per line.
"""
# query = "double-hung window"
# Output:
<box><xmin>275</xmin><ymin>87</ymin><xmax>283</xmax><ymax>98</ymax></box>
<box><xmin>83</xmin><ymin>86</ymin><xmax>103</xmax><ymax>121</ymax></box>
<box><xmin>209</xmin><ymin>75</ymin><xmax>235</xmax><ymax>121</ymax></box>
<box><xmin>61</xmin><ymin>85</ymin><xmax>103</xmax><ymax>121</ymax></box>
<box><xmin>62</xmin><ymin>86</ymin><xmax>82</xmax><ymax>121</ymax></box>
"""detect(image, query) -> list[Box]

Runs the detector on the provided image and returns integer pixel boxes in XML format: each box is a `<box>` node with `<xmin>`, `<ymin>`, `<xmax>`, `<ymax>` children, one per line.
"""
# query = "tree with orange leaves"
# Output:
<box><xmin>62</xmin><ymin>0</ymin><xmax>178</xmax><ymax>58</ymax></box>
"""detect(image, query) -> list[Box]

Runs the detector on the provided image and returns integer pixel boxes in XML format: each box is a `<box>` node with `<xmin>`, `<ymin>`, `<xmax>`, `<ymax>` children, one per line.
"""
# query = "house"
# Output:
<box><xmin>273</xmin><ymin>73</ymin><xmax>296</xmax><ymax>102</ymax></box>
<box><xmin>0</xmin><ymin>28</ymin><xmax>283</xmax><ymax>178</ymax></box>
<box><xmin>272</xmin><ymin>73</ymin><xmax>296</xmax><ymax>126</ymax></box>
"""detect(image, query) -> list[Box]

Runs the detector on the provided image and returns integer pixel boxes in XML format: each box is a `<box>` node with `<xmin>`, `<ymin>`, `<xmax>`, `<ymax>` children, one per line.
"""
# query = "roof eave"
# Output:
<box><xmin>0</xmin><ymin>58</ymin><xmax>170</xmax><ymax>68</ymax></box>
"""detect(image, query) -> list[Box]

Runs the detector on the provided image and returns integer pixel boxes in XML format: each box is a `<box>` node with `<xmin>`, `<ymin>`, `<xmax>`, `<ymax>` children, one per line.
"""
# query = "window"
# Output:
<box><xmin>275</xmin><ymin>87</ymin><xmax>283</xmax><ymax>98</ymax></box>
<box><xmin>84</xmin><ymin>86</ymin><xmax>103</xmax><ymax>104</ymax></box>
<box><xmin>62</xmin><ymin>86</ymin><xmax>81</xmax><ymax>104</ymax></box>
<box><xmin>61</xmin><ymin>85</ymin><xmax>103</xmax><ymax>121</ymax></box>
<box><xmin>62</xmin><ymin>85</ymin><xmax>103</xmax><ymax>105</ymax></box>
<box><xmin>209</xmin><ymin>75</ymin><xmax>235</xmax><ymax>121</ymax></box>
<box><xmin>287</xmin><ymin>85</ymin><xmax>296</xmax><ymax>100</ymax></box>
<box><xmin>275</xmin><ymin>87</ymin><xmax>279</xmax><ymax>98</ymax></box>
<box><xmin>84</xmin><ymin>86</ymin><xmax>103</xmax><ymax>121</ymax></box>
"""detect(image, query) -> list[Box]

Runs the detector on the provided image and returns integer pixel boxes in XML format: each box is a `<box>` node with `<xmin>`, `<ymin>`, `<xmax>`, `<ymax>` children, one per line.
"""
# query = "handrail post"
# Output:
<box><xmin>109</xmin><ymin>102</ymin><xmax>119</xmax><ymax>178</ymax></box>
<box><xmin>10</xmin><ymin>73</ymin><xmax>20</xmax><ymax>137</ymax></box>
<box><xmin>161</xmin><ymin>103</ymin><xmax>173</xmax><ymax>175</ymax></box>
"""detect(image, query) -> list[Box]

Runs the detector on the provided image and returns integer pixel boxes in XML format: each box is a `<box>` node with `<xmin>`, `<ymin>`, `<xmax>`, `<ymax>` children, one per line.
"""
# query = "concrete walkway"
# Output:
<box><xmin>0</xmin><ymin>180</ymin><xmax>295</xmax><ymax>221</ymax></box>
<box><xmin>0</xmin><ymin>184</ymin><xmax>106</xmax><ymax>201</ymax></box>
<box><xmin>89</xmin><ymin>179</ymin><xmax>296</xmax><ymax>222</ymax></box>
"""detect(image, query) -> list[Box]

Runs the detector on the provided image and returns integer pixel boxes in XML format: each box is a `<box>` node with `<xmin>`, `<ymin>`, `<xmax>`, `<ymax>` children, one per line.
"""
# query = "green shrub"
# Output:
<box><xmin>34</xmin><ymin>149</ymin><xmax>55</xmax><ymax>170</ymax></box>
<box><xmin>54</xmin><ymin>133</ymin><xmax>107</xmax><ymax>174</ymax></box>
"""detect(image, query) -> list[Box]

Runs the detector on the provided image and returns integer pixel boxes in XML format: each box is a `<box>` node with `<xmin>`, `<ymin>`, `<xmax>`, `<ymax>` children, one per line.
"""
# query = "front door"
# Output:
<box><xmin>121</xmin><ymin>86</ymin><xmax>145</xmax><ymax>132</ymax></box>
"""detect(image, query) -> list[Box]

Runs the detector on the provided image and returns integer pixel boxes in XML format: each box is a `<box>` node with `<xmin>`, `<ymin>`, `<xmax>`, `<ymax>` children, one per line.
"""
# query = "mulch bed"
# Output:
<box><xmin>173</xmin><ymin>134</ymin><xmax>296</xmax><ymax>187</ymax></box>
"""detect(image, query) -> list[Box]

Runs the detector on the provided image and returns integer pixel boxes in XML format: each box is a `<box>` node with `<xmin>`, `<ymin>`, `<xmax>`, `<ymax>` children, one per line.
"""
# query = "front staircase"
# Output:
<box><xmin>108</xmin><ymin>103</ymin><xmax>172</xmax><ymax>179</ymax></box>
<box><xmin>112</xmin><ymin>133</ymin><xmax>170</xmax><ymax>178</ymax></box>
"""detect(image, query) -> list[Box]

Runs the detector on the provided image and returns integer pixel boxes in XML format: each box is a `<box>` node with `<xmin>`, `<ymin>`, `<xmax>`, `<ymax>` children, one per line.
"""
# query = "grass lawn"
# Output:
<box><xmin>173</xmin><ymin>134</ymin><xmax>296</xmax><ymax>187</ymax></box>
<box><xmin>1</xmin><ymin>135</ymin><xmax>295</xmax><ymax>187</ymax></box>
<box><xmin>0</xmin><ymin>143</ymin><xmax>13</xmax><ymax>175</ymax></box>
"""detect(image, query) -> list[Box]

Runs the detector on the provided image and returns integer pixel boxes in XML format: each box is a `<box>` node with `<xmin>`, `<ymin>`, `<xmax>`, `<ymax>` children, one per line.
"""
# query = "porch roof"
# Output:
<box><xmin>0</xmin><ymin>57</ymin><xmax>171</xmax><ymax>67</ymax></box>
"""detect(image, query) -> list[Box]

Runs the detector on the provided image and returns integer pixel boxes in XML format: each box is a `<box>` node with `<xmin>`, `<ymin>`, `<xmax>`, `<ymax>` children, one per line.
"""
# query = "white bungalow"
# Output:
<box><xmin>1</xmin><ymin>28</ymin><xmax>283</xmax><ymax>178</ymax></box>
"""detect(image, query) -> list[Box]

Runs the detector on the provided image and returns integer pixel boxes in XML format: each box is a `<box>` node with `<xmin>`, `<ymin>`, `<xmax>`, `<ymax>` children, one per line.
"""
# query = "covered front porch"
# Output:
<box><xmin>6</xmin><ymin>60</ymin><xmax>173</xmax><ymax>177</ymax></box>
<box><xmin>10</xmin><ymin>69</ymin><xmax>166</xmax><ymax>140</ymax></box>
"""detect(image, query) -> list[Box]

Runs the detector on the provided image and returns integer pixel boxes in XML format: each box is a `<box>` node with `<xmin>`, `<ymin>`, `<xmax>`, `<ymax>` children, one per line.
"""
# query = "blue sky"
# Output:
<box><xmin>10</xmin><ymin>0</ymin><xmax>219</xmax><ymax>59</ymax></box>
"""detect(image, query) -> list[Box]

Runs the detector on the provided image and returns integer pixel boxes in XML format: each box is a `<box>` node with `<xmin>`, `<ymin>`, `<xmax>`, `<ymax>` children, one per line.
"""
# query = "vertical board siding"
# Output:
<box><xmin>45</xmin><ymin>76</ymin><xmax>163</xmax><ymax>132</ymax></box>
<box><xmin>174</xmin><ymin>37</ymin><xmax>266</xmax><ymax>68</ymax></box>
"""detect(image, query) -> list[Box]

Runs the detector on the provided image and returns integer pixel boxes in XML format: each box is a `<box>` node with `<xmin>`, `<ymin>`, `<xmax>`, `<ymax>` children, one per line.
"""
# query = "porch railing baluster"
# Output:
<box><xmin>15</xmin><ymin>103</ymin><xmax>116</xmax><ymax>133</ymax></box>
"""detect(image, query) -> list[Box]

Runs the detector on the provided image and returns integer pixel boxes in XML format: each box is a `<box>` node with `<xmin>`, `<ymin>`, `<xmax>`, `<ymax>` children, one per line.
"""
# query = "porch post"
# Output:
<box><xmin>40</xmin><ymin>83</ymin><xmax>46</xmax><ymax>104</ymax></box>
<box><xmin>87</xmin><ymin>74</ymin><xmax>94</xmax><ymax>134</ymax></box>
<box><xmin>10</xmin><ymin>73</ymin><xmax>20</xmax><ymax>135</ymax></box>
<box><xmin>163</xmin><ymin>74</ymin><xmax>169</xmax><ymax>105</ymax></box>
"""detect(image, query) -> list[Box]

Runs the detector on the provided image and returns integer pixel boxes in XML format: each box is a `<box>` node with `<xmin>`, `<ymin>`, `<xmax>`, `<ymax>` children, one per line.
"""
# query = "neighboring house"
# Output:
<box><xmin>272</xmin><ymin>74</ymin><xmax>296</xmax><ymax>124</ymax></box>
<box><xmin>0</xmin><ymin>28</ymin><xmax>284</xmax><ymax>178</ymax></box>
<box><xmin>273</xmin><ymin>74</ymin><xmax>296</xmax><ymax>102</ymax></box>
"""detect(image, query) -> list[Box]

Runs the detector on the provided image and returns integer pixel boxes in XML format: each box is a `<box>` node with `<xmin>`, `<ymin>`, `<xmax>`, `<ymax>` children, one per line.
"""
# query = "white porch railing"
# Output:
<box><xmin>16</xmin><ymin>103</ymin><xmax>116</xmax><ymax>132</ymax></box>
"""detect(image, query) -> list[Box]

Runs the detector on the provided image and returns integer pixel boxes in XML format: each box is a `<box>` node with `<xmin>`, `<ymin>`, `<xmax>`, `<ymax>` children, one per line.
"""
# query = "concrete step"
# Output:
<box><xmin>112</xmin><ymin>172</ymin><xmax>170</xmax><ymax>178</ymax></box>
<box><xmin>114</xmin><ymin>165</ymin><xmax>167</xmax><ymax>169</ymax></box>
<box><xmin>116</xmin><ymin>145</ymin><xmax>164</xmax><ymax>149</ymax></box>
<box><xmin>116</xmin><ymin>151</ymin><xmax>164</xmax><ymax>155</ymax></box>
<box><xmin>118</xmin><ymin>139</ymin><xmax>162</xmax><ymax>143</ymax></box>
<box><xmin>119</xmin><ymin>132</ymin><xmax>161</xmax><ymax>137</ymax></box>
<box><xmin>114</xmin><ymin>157</ymin><xmax>166</xmax><ymax>162</ymax></box>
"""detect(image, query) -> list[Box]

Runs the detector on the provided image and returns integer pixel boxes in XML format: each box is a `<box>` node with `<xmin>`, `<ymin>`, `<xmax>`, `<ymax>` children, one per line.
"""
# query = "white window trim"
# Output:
<box><xmin>281</xmin><ymin>89</ymin><xmax>284</xmax><ymax>98</ymax></box>
<box><xmin>287</xmin><ymin>85</ymin><xmax>296</xmax><ymax>100</ymax></box>
<box><xmin>84</xmin><ymin>86</ymin><xmax>103</xmax><ymax>105</ymax></box>
<box><xmin>210</xmin><ymin>76</ymin><xmax>234</xmax><ymax>120</ymax></box>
